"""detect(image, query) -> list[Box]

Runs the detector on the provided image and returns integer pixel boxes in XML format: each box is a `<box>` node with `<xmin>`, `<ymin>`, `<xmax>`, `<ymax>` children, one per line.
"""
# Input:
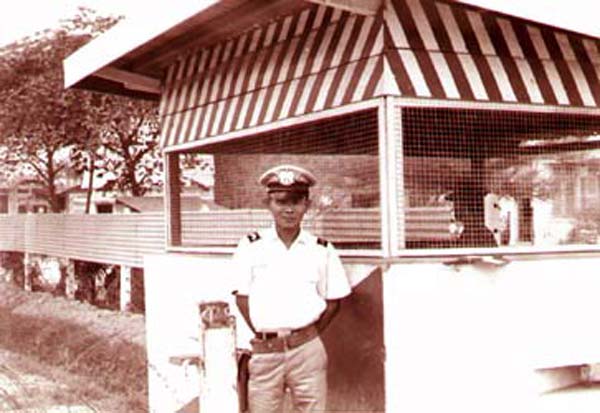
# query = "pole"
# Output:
<box><xmin>199</xmin><ymin>301</ymin><xmax>239</xmax><ymax>413</ymax></box>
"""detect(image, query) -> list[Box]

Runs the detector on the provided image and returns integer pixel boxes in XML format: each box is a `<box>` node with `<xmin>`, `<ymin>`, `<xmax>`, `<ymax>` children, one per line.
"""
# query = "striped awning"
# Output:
<box><xmin>385</xmin><ymin>0</ymin><xmax>600</xmax><ymax>106</ymax></box>
<box><xmin>159</xmin><ymin>0</ymin><xmax>600</xmax><ymax>149</ymax></box>
<box><xmin>159</xmin><ymin>4</ymin><xmax>385</xmax><ymax>149</ymax></box>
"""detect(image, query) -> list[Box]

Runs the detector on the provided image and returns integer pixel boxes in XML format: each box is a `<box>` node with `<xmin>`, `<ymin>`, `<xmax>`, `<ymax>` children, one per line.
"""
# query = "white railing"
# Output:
<box><xmin>0</xmin><ymin>207</ymin><xmax>454</xmax><ymax>265</ymax></box>
<box><xmin>0</xmin><ymin>213</ymin><xmax>165</xmax><ymax>267</ymax></box>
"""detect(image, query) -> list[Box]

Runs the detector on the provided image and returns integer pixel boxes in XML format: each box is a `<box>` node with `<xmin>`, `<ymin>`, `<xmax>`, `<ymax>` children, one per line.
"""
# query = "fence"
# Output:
<box><xmin>0</xmin><ymin>206</ymin><xmax>454</xmax><ymax>266</ymax></box>
<box><xmin>0</xmin><ymin>213</ymin><xmax>165</xmax><ymax>268</ymax></box>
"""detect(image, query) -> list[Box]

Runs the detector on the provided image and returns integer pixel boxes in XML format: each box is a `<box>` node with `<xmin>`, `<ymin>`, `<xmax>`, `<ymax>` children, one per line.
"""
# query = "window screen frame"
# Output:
<box><xmin>391</xmin><ymin>97</ymin><xmax>600</xmax><ymax>259</ymax></box>
<box><xmin>163</xmin><ymin>99</ymin><xmax>389</xmax><ymax>258</ymax></box>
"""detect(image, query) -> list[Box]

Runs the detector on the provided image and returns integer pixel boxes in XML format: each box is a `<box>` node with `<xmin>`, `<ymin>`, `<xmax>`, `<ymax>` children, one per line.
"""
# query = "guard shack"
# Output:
<box><xmin>65</xmin><ymin>1</ymin><xmax>600</xmax><ymax>412</ymax></box>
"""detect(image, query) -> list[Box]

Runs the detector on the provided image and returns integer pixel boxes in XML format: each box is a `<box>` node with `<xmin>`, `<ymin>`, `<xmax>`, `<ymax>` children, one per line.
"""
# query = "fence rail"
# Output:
<box><xmin>0</xmin><ymin>213</ymin><xmax>166</xmax><ymax>267</ymax></box>
<box><xmin>0</xmin><ymin>207</ymin><xmax>454</xmax><ymax>266</ymax></box>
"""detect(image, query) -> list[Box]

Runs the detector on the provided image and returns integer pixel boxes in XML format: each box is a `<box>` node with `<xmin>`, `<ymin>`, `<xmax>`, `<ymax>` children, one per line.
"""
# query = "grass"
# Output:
<box><xmin>0</xmin><ymin>284</ymin><xmax>148</xmax><ymax>412</ymax></box>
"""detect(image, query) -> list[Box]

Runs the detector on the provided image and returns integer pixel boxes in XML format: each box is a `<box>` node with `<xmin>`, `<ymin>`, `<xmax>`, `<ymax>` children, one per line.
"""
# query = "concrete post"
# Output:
<box><xmin>120</xmin><ymin>265</ymin><xmax>132</xmax><ymax>312</ymax></box>
<box><xmin>1</xmin><ymin>253</ymin><xmax>13</xmax><ymax>283</ymax></box>
<box><xmin>64</xmin><ymin>259</ymin><xmax>77</xmax><ymax>299</ymax></box>
<box><xmin>23</xmin><ymin>253</ymin><xmax>32</xmax><ymax>292</ymax></box>
<box><xmin>199</xmin><ymin>301</ymin><xmax>239</xmax><ymax>413</ymax></box>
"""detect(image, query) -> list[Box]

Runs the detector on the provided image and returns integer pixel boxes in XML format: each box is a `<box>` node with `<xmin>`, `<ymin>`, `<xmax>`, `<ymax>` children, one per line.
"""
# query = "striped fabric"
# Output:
<box><xmin>160</xmin><ymin>4</ymin><xmax>385</xmax><ymax>148</ymax></box>
<box><xmin>384</xmin><ymin>0</ymin><xmax>600</xmax><ymax>106</ymax></box>
<box><xmin>159</xmin><ymin>0</ymin><xmax>600</xmax><ymax>148</ymax></box>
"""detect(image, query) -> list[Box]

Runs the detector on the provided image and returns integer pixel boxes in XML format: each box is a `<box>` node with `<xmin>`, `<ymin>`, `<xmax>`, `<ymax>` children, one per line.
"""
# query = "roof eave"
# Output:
<box><xmin>63</xmin><ymin>0</ymin><xmax>384</xmax><ymax>98</ymax></box>
<box><xmin>63</xmin><ymin>1</ymin><xmax>222</xmax><ymax>97</ymax></box>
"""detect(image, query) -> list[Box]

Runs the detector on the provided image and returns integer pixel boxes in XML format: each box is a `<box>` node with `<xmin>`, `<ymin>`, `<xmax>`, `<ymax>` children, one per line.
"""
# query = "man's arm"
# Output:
<box><xmin>315</xmin><ymin>299</ymin><xmax>341</xmax><ymax>333</ymax></box>
<box><xmin>235</xmin><ymin>294</ymin><xmax>257</xmax><ymax>334</ymax></box>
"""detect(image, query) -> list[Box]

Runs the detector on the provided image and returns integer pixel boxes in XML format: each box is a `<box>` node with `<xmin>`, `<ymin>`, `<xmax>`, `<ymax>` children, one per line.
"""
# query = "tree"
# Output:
<box><xmin>1</xmin><ymin>37</ymin><xmax>78</xmax><ymax>210</ymax></box>
<box><xmin>88</xmin><ymin>97</ymin><xmax>162</xmax><ymax>197</ymax></box>
<box><xmin>0</xmin><ymin>8</ymin><xmax>161</xmax><ymax>212</ymax></box>
<box><xmin>70</xmin><ymin>91</ymin><xmax>162</xmax><ymax>212</ymax></box>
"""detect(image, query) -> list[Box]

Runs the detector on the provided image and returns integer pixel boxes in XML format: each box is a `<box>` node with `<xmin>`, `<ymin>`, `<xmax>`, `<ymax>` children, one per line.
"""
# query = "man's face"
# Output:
<box><xmin>266</xmin><ymin>191</ymin><xmax>310</xmax><ymax>231</ymax></box>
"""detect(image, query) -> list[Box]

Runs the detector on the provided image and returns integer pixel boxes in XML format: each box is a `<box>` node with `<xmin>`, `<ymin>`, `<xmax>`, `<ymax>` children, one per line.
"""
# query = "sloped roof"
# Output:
<box><xmin>64</xmin><ymin>0</ymin><xmax>304</xmax><ymax>99</ymax></box>
<box><xmin>64</xmin><ymin>0</ymin><xmax>600</xmax><ymax>101</ymax></box>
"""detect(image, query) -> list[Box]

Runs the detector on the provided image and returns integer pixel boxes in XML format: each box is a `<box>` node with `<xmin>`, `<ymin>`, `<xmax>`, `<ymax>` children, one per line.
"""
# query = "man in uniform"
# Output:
<box><xmin>232</xmin><ymin>164</ymin><xmax>352</xmax><ymax>413</ymax></box>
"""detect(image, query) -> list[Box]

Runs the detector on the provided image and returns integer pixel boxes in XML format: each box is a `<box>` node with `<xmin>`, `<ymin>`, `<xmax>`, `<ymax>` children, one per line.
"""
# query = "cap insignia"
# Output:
<box><xmin>277</xmin><ymin>170</ymin><xmax>295</xmax><ymax>186</ymax></box>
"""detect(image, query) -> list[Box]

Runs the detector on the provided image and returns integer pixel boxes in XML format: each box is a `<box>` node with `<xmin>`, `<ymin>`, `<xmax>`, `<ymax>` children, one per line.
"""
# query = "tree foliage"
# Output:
<box><xmin>71</xmin><ymin>95</ymin><xmax>162</xmax><ymax>198</ymax></box>
<box><xmin>0</xmin><ymin>8</ymin><xmax>161</xmax><ymax>212</ymax></box>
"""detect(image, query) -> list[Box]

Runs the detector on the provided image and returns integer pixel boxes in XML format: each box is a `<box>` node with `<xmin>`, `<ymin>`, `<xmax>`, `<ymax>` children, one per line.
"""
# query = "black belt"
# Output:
<box><xmin>256</xmin><ymin>332</ymin><xmax>279</xmax><ymax>340</ymax></box>
<box><xmin>251</xmin><ymin>324</ymin><xmax>319</xmax><ymax>353</ymax></box>
<box><xmin>255</xmin><ymin>323</ymin><xmax>314</xmax><ymax>340</ymax></box>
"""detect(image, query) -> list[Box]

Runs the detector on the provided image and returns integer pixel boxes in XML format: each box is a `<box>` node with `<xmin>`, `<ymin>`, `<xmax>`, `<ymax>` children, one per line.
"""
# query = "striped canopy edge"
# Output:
<box><xmin>159</xmin><ymin>0</ymin><xmax>600</xmax><ymax>149</ymax></box>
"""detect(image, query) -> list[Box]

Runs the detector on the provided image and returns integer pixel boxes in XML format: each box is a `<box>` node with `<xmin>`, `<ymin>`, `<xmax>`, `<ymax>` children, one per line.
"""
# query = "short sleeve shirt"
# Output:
<box><xmin>232</xmin><ymin>228</ymin><xmax>351</xmax><ymax>332</ymax></box>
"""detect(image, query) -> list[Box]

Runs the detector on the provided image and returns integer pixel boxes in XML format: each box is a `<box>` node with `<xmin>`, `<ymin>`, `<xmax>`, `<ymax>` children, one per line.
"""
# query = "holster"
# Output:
<box><xmin>237</xmin><ymin>349</ymin><xmax>251</xmax><ymax>413</ymax></box>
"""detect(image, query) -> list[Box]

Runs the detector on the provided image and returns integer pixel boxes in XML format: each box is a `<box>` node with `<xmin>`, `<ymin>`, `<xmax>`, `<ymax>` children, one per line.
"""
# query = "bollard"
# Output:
<box><xmin>199</xmin><ymin>301</ymin><xmax>239</xmax><ymax>413</ymax></box>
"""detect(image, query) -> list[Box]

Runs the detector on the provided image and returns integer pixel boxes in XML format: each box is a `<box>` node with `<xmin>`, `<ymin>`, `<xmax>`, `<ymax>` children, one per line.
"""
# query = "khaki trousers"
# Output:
<box><xmin>248</xmin><ymin>336</ymin><xmax>328</xmax><ymax>413</ymax></box>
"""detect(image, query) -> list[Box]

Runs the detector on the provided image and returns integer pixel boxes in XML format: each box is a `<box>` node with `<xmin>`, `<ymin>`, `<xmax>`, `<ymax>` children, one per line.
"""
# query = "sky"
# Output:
<box><xmin>0</xmin><ymin>0</ymin><xmax>201</xmax><ymax>47</ymax></box>
<box><xmin>458</xmin><ymin>0</ymin><xmax>600</xmax><ymax>38</ymax></box>
<box><xmin>0</xmin><ymin>0</ymin><xmax>599</xmax><ymax>48</ymax></box>
<box><xmin>0</xmin><ymin>0</ymin><xmax>128</xmax><ymax>46</ymax></box>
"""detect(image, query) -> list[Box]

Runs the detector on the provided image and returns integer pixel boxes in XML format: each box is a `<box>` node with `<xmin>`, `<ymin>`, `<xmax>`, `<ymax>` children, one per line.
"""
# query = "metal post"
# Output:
<box><xmin>120</xmin><ymin>265</ymin><xmax>132</xmax><ymax>312</ymax></box>
<box><xmin>199</xmin><ymin>301</ymin><xmax>239</xmax><ymax>413</ymax></box>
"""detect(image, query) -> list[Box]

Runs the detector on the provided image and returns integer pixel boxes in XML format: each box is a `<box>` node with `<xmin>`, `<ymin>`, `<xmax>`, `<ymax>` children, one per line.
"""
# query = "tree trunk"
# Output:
<box><xmin>46</xmin><ymin>159</ymin><xmax>61</xmax><ymax>213</ymax></box>
<box><xmin>128</xmin><ymin>163</ymin><xmax>143</xmax><ymax>196</ymax></box>
<box><xmin>85</xmin><ymin>157</ymin><xmax>95</xmax><ymax>214</ymax></box>
<box><xmin>48</xmin><ymin>183</ymin><xmax>61</xmax><ymax>212</ymax></box>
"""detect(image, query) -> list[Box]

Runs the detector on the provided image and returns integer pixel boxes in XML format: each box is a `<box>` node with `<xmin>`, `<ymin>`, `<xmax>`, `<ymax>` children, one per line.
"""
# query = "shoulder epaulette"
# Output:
<box><xmin>247</xmin><ymin>232</ymin><xmax>261</xmax><ymax>243</ymax></box>
<box><xmin>317</xmin><ymin>237</ymin><xmax>329</xmax><ymax>247</ymax></box>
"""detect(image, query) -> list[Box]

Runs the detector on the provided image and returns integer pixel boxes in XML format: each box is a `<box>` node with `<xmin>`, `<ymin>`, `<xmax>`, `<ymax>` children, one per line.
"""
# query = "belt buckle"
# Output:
<box><xmin>276</xmin><ymin>329</ymin><xmax>292</xmax><ymax>338</ymax></box>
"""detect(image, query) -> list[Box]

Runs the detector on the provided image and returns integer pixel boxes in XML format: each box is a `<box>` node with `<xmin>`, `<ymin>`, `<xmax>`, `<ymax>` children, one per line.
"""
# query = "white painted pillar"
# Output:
<box><xmin>199</xmin><ymin>301</ymin><xmax>239</xmax><ymax>413</ymax></box>
<box><xmin>64</xmin><ymin>259</ymin><xmax>77</xmax><ymax>299</ymax></box>
<box><xmin>120</xmin><ymin>265</ymin><xmax>132</xmax><ymax>312</ymax></box>
<box><xmin>4</xmin><ymin>268</ymin><xmax>13</xmax><ymax>283</ymax></box>
<box><xmin>23</xmin><ymin>253</ymin><xmax>32</xmax><ymax>291</ymax></box>
<box><xmin>1</xmin><ymin>254</ymin><xmax>13</xmax><ymax>283</ymax></box>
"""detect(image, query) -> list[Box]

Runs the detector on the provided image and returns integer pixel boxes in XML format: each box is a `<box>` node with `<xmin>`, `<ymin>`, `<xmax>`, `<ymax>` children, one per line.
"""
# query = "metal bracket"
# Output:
<box><xmin>443</xmin><ymin>255</ymin><xmax>510</xmax><ymax>270</ymax></box>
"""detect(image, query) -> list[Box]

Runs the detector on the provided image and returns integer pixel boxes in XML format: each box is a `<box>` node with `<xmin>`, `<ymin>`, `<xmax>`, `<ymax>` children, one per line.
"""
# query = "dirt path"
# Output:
<box><xmin>0</xmin><ymin>348</ymin><xmax>126</xmax><ymax>413</ymax></box>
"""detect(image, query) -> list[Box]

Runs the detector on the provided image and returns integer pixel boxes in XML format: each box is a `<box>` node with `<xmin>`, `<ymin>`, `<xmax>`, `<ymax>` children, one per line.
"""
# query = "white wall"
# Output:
<box><xmin>383</xmin><ymin>254</ymin><xmax>600</xmax><ymax>413</ymax></box>
<box><xmin>144</xmin><ymin>251</ymin><xmax>600</xmax><ymax>412</ymax></box>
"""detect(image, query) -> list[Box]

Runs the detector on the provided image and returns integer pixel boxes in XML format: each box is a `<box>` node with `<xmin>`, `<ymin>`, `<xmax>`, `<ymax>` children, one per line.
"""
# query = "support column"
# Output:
<box><xmin>64</xmin><ymin>259</ymin><xmax>77</xmax><ymax>299</ymax></box>
<box><xmin>380</xmin><ymin>96</ymin><xmax>404</xmax><ymax>252</ymax></box>
<box><xmin>1</xmin><ymin>253</ymin><xmax>13</xmax><ymax>283</ymax></box>
<box><xmin>120</xmin><ymin>265</ymin><xmax>132</xmax><ymax>312</ymax></box>
<box><xmin>23</xmin><ymin>252</ymin><xmax>32</xmax><ymax>291</ymax></box>
<box><xmin>165</xmin><ymin>152</ymin><xmax>182</xmax><ymax>247</ymax></box>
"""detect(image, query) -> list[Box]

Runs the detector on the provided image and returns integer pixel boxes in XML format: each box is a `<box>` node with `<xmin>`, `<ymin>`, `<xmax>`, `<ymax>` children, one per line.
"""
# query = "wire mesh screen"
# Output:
<box><xmin>176</xmin><ymin>109</ymin><xmax>381</xmax><ymax>249</ymax></box>
<box><xmin>401</xmin><ymin>106</ymin><xmax>600</xmax><ymax>249</ymax></box>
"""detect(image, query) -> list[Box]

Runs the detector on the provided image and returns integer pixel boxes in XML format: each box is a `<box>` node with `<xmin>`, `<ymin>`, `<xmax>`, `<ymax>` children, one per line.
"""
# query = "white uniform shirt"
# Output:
<box><xmin>232</xmin><ymin>228</ymin><xmax>351</xmax><ymax>332</ymax></box>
